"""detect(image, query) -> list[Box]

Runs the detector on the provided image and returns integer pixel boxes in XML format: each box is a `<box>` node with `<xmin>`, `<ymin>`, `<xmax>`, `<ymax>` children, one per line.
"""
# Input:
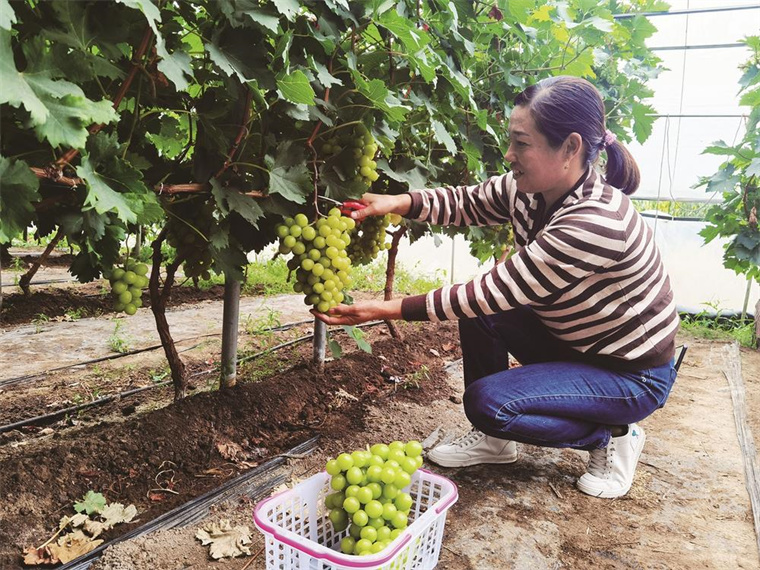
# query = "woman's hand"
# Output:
<box><xmin>350</xmin><ymin>193</ymin><xmax>412</xmax><ymax>223</ymax></box>
<box><xmin>311</xmin><ymin>299</ymin><xmax>403</xmax><ymax>326</ymax></box>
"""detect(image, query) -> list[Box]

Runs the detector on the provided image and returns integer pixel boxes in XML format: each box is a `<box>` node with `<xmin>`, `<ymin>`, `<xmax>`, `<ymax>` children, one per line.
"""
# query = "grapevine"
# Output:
<box><xmin>276</xmin><ymin>209</ymin><xmax>355</xmax><ymax>313</ymax></box>
<box><xmin>108</xmin><ymin>259</ymin><xmax>149</xmax><ymax>315</ymax></box>
<box><xmin>165</xmin><ymin>199</ymin><xmax>214</xmax><ymax>281</ymax></box>
<box><xmin>323</xmin><ymin>440</ymin><xmax>424</xmax><ymax>556</ymax></box>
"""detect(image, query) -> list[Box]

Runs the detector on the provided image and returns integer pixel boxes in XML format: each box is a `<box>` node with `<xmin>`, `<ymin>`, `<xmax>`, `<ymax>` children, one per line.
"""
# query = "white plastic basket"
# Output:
<box><xmin>253</xmin><ymin>468</ymin><xmax>458</xmax><ymax>570</ymax></box>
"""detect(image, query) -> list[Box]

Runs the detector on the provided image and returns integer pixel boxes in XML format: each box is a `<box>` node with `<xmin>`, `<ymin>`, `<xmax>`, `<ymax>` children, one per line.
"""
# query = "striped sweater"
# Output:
<box><xmin>399</xmin><ymin>169</ymin><xmax>679</xmax><ymax>370</ymax></box>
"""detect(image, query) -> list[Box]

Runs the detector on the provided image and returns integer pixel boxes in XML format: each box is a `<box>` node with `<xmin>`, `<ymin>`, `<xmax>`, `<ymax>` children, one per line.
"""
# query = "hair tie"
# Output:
<box><xmin>603</xmin><ymin>129</ymin><xmax>617</xmax><ymax>147</ymax></box>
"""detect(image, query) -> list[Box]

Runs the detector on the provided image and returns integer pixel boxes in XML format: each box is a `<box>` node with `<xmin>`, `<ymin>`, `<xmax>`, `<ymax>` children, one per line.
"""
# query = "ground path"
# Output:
<box><xmin>2</xmin><ymin>261</ymin><xmax>759</xmax><ymax>568</ymax></box>
<box><xmin>91</xmin><ymin>336</ymin><xmax>760</xmax><ymax>570</ymax></box>
<box><xmin>1</xmin><ymin>293</ymin><xmax>313</xmax><ymax>382</ymax></box>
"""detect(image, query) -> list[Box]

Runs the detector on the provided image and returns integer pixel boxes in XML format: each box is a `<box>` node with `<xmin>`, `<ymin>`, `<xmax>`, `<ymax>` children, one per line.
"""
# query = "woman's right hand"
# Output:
<box><xmin>351</xmin><ymin>193</ymin><xmax>412</xmax><ymax>222</ymax></box>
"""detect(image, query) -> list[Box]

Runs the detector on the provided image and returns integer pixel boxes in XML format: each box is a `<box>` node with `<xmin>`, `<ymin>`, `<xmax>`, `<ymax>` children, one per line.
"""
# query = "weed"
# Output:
<box><xmin>351</xmin><ymin>258</ymin><xmax>444</xmax><ymax>295</ymax></box>
<box><xmin>243</xmin><ymin>257</ymin><xmax>292</xmax><ymax>295</ymax></box>
<box><xmin>244</xmin><ymin>308</ymin><xmax>283</xmax><ymax>347</ymax></box>
<box><xmin>679</xmin><ymin>303</ymin><xmax>756</xmax><ymax>348</ymax></box>
<box><xmin>65</xmin><ymin>308</ymin><xmax>85</xmax><ymax>321</ymax></box>
<box><xmin>108</xmin><ymin>321</ymin><xmax>132</xmax><ymax>353</ymax></box>
<box><xmin>32</xmin><ymin>313</ymin><xmax>50</xmax><ymax>334</ymax></box>
<box><xmin>150</xmin><ymin>368</ymin><xmax>170</xmax><ymax>383</ymax></box>
<box><xmin>401</xmin><ymin>364</ymin><xmax>430</xmax><ymax>389</ymax></box>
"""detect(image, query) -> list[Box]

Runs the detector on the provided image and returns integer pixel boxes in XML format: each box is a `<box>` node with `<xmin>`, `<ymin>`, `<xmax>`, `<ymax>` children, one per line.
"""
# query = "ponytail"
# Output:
<box><xmin>604</xmin><ymin>139</ymin><xmax>640</xmax><ymax>196</ymax></box>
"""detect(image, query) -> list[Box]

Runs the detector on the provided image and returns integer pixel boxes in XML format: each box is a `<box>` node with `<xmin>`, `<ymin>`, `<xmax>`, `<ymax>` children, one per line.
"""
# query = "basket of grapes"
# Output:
<box><xmin>253</xmin><ymin>440</ymin><xmax>458</xmax><ymax>570</ymax></box>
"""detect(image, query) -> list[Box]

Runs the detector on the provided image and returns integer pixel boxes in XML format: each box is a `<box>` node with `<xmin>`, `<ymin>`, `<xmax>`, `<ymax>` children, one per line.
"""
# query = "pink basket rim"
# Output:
<box><xmin>253</xmin><ymin>468</ymin><xmax>458</xmax><ymax>568</ymax></box>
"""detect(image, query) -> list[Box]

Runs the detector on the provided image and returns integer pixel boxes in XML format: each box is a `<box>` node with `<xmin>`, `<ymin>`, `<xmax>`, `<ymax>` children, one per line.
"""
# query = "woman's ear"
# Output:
<box><xmin>564</xmin><ymin>132</ymin><xmax>584</xmax><ymax>162</ymax></box>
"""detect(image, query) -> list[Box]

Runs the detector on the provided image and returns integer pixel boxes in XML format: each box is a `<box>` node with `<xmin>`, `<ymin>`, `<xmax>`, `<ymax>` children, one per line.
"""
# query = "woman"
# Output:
<box><xmin>314</xmin><ymin>76</ymin><xmax>679</xmax><ymax>499</ymax></box>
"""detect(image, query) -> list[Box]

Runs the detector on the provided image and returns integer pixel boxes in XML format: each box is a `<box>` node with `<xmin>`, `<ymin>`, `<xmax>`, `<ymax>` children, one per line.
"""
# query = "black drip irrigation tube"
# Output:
<box><xmin>0</xmin><ymin>319</ymin><xmax>381</xmax><ymax>435</ymax></box>
<box><xmin>0</xmin><ymin>381</ymin><xmax>172</xmax><ymax>435</ymax></box>
<box><xmin>58</xmin><ymin>436</ymin><xmax>320</xmax><ymax>570</ymax></box>
<box><xmin>0</xmin><ymin>277</ymin><xmax>77</xmax><ymax>289</ymax></box>
<box><xmin>0</xmin><ymin>319</ymin><xmax>315</xmax><ymax>389</ymax></box>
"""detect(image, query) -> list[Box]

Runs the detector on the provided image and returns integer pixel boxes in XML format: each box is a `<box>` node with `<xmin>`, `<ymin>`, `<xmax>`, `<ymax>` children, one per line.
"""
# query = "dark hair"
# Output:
<box><xmin>514</xmin><ymin>76</ymin><xmax>640</xmax><ymax>195</ymax></box>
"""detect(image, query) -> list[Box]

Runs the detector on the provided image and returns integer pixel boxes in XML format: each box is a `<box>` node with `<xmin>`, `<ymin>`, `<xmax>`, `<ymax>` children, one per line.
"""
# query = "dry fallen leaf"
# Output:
<box><xmin>429</xmin><ymin>348</ymin><xmax>440</xmax><ymax>357</ymax></box>
<box><xmin>100</xmin><ymin>503</ymin><xmax>137</xmax><ymax>528</ymax></box>
<box><xmin>216</xmin><ymin>440</ymin><xmax>246</xmax><ymax>462</ymax></box>
<box><xmin>196</xmin><ymin>520</ymin><xmax>252</xmax><ymax>560</ymax></box>
<box><xmin>22</xmin><ymin>545</ymin><xmax>59</xmax><ymax>566</ymax></box>
<box><xmin>48</xmin><ymin>530</ymin><xmax>104</xmax><ymax>563</ymax></box>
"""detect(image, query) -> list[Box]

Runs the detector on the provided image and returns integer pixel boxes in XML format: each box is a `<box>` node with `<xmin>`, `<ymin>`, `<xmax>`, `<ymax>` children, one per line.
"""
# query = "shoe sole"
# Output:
<box><xmin>426</xmin><ymin>451</ymin><xmax>518</xmax><ymax>468</ymax></box>
<box><xmin>576</xmin><ymin>430</ymin><xmax>647</xmax><ymax>499</ymax></box>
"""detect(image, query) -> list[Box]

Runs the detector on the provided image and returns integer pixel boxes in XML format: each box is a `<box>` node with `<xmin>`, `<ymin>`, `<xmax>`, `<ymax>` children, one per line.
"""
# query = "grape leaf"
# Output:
<box><xmin>309</xmin><ymin>57</ymin><xmax>342</xmax><ymax>88</ymax></box>
<box><xmin>116</xmin><ymin>0</ymin><xmax>193</xmax><ymax>90</ymax></box>
<box><xmin>195</xmin><ymin>520</ymin><xmax>252</xmax><ymax>560</ymax></box>
<box><xmin>77</xmin><ymin>156</ymin><xmax>138</xmax><ymax>224</ymax></box>
<box><xmin>276</xmin><ymin>69</ymin><xmax>316</xmax><ymax>105</ymax></box>
<box><xmin>431</xmin><ymin>119</ymin><xmax>457</xmax><ymax>154</ymax></box>
<box><xmin>0</xmin><ymin>32</ymin><xmax>117</xmax><ymax>148</ymax></box>
<box><xmin>701</xmin><ymin>140</ymin><xmax>738</xmax><ymax>156</ymax></box>
<box><xmin>210</xmin><ymin>179</ymin><xmax>264</xmax><ymax>227</ymax></box>
<box><xmin>631</xmin><ymin>101</ymin><xmax>656</xmax><ymax>144</ymax></box>
<box><xmin>747</xmin><ymin>158</ymin><xmax>760</xmax><ymax>179</ymax></box>
<box><xmin>375</xmin><ymin>158</ymin><xmax>427</xmax><ymax>191</ymax></box>
<box><xmin>0</xmin><ymin>0</ymin><xmax>16</xmax><ymax>31</ymax></box>
<box><xmin>376</xmin><ymin>10</ymin><xmax>426</xmax><ymax>53</ymax></box>
<box><xmin>328</xmin><ymin>338</ymin><xmax>343</xmax><ymax>359</ymax></box>
<box><xmin>48</xmin><ymin>530</ymin><xmax>103</xmax><ymax>564</ymax></box>
<box><xmin>349</xmin><ymin>73</ymin><xmax>409</xmax><ymax>122</ymax></box>
<box><xmin>265</xmin><ymin>142</ymin><xmax>311</xmax><ymax>204</ymax></box>
<box><xmin>74</xmin><ymin>491</ymin><xmax>107</xmax><ymax>515</ymax></box>
<box><xmin>0</xmin><ymin>156</ymin><xmax>40</xmax><ymax>243</ymax></box>
<box><xmin>272</xmin><ymin>0</ymin><xmax>299</xmax><ymax>21</ymax></box>
<box><xmin>342</xmin><ymin>325</ymin><xmax>372</xmax><ymax>354</ymax></box>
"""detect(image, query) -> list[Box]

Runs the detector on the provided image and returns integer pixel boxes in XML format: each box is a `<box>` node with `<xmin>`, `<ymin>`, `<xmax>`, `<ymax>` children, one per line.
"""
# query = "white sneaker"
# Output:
<box><xmin>427</xmin><ymin>428</ymin><xmax>517</xmax><ymax>468</ymax></box>
<box><xmin>576</xmin><ymin>423</ymin><xmax>646</xmax><ymax>498</ymax></box>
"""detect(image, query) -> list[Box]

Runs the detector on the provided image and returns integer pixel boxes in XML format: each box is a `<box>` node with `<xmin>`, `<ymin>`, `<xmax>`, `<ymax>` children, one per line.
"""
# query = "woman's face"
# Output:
<box><xmin>505</xmin><ymin>105</ymin><xmax>579</xmax><ymax>200</ymax></box>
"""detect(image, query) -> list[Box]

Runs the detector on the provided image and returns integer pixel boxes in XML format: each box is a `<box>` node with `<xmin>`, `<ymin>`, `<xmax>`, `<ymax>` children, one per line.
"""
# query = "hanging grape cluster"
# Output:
<box><xmin>323</xmin><ymin>440</ymin><xmax>424</xmax><ymax>556</ymax></box>
<box><xmin>166</xmin><ymin>200</ymin><xmax>214</xmax><ymax>281</ymax></box>
<box><xmin>322</xmin><ymin>123</ymin><xmax>379</xmax><ymax>188</ymax></box>
<box><xmin>276</xmin><ymin>209</ymin><xmax>355</xmax><ymax>313</ymax></box>
<box><xmin>108</xmin><ymin>259</ymin><xmax>149</xmax><ymax>315</ymax></box>
<box><xmin>347</xmin><ymin>214</ymin><xmax>392</xmax><ymax>266</ymax></box>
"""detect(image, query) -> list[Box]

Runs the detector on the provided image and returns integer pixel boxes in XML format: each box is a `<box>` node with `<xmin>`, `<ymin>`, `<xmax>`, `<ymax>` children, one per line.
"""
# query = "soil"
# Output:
<box><xmin>1</xmin><ymin>253</ymin><xmax>759</xmax><ymax>570</ymax></box>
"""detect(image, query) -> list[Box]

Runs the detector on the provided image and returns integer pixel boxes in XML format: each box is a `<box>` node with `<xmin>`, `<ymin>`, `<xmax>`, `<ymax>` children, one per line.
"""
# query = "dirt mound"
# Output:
<box><xmin>0</xmin><ymin>321</ymin><xmax>459</xmax><ymax>568</ymax></box>
<box><xmin>0</xmin><ymin>284</ymin><xmax>226</xmax><ymax>327</ymax></box>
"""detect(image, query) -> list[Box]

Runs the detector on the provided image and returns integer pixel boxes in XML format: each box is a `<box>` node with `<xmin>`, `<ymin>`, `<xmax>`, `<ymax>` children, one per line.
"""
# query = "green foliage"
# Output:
<box><xmin>74</xmin><ymin>490</ymin><xmax>107</xmax><ymax>515</ymax></box>
<box><xmin>2</xmin><ymin>0</ymin><xmax>663</xmax><ymax>288</ymax></box>
<box><xmin>679</xmin><ymin>309</ymin><xmax>756</xmax><ymax>349</ymax></box>
<box><xmin>697</xmin><ymin>36</ymin><xmax>760</xmax><ymax>281</ymax></box>
<box><xmin>350</xmin><ymin>257</ymin><xmax>444</xmax><ymax>295</ymax></box>
<box><xmin>631</xmin><ymin>199</ymin><xmax>710</xmax><ymax>219</ymax></box>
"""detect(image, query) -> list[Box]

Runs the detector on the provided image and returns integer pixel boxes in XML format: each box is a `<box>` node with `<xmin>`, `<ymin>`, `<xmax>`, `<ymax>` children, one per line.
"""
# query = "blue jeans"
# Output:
<box><xmin>459</xmin><ymin>307</ymin><xmax>676</xmax><ymax>451</ymax></box>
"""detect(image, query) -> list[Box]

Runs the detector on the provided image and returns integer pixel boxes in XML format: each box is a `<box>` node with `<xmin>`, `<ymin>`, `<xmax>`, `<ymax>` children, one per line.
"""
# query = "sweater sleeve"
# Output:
<box><xmin>405</xmin><ymin>174</ymin><xmax>514</xmax><ymax>227</ymax></box>
<box><xmin>415</xmin><ymin>204</ymin><xmax>628</xmax><ymax>322</ymax></box>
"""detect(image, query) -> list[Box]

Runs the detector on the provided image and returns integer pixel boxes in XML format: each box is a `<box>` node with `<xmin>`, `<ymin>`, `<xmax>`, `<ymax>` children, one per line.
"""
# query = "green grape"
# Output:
<box><xmin>347</xmin><ymin>214</ymin><xmax>391</xmax><ymax>265</ymax></box>
<box><xmin>278</xmin><ymin>209</ymin><xmax>355</xmax><ymax>312</ymax></box>
<box><xmin>323</xmin><ymin>440</ymin><xmax>422</xmax><ymax>552</ymax></box>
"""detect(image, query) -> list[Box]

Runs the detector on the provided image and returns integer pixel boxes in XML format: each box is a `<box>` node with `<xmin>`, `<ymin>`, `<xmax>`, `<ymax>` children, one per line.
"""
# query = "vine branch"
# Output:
<box><xmin>54</xmin><ymin>25</ymin><xmax>155</xmax><ymax>169</ymax></box>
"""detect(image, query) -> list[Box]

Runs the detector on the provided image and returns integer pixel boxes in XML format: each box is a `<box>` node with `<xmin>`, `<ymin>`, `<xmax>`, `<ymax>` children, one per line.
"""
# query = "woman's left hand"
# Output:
<box><xmin>311</xmin><ymin>299</ymin><xmax>403</xmax><ymax>326</ymax></box>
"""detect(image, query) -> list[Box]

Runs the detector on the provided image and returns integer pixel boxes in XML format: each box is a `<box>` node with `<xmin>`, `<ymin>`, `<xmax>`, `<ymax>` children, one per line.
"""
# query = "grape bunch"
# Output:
<box><xmin>108</xmin><ymin>260</ymin><xmax>149</xmax><ymax>315</ymax></box>
<box><xmin>347</xmin><ymin>214</ymin><xmax>392</xmax><ymax>266</ymax></box>
<box><xmin>276</xmin><ymin>209</ymin><xmax>355</xmax><ymax>313</ymax></box>
<box><xmin>166</xmin><ymin>200</ymin><xmax>214</xmax><ymax>281</ymax></box>
<box><xmin>322</xmin><ymin>123</ymin><xmax>379</xmax><ymax>188</ymax></box>
<box><xmin>323</xmin><ymin>440</ymin><xmax>424</xmax><ymax>556</ymax></box>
